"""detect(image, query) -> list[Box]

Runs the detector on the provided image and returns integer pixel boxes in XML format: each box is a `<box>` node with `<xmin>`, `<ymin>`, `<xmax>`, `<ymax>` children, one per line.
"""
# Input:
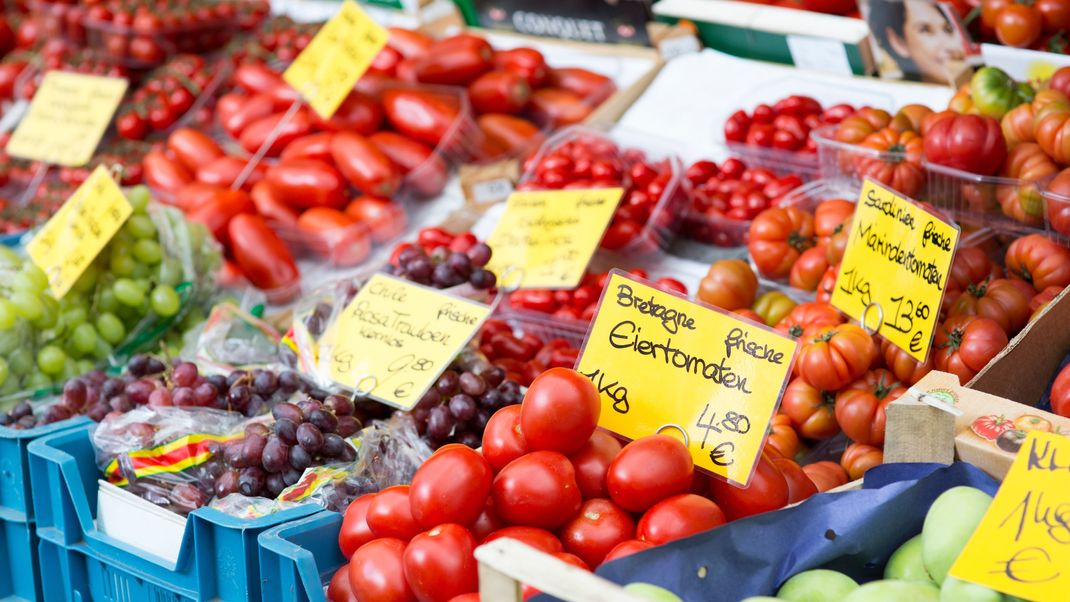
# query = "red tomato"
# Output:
<box><xmin>520</xmin><ymin>368</ymin><xmax>600</xmax><ymax>455</ymax></box>
<box><xmin>143</xmin><ymin>149</ymin><xmax>192</xmax><ymax>195</ymax></box>
<box><xmin>328</xmin><ymin>565</ymin><xmax>357</xmax><ymax>602</ymax></box>
<box><xmin>403</xmin><ymin>524</ymin><xmax>479</xmax><ymax>602</ymax></box>
<box><xmin>446</xmin><ymin>595</ymin><xmax>480</xmax><ymax>602</ymax></box>
<box><xmin>493</xmin><ymin>47</ymin><xmax>549</xmax><ymax>87</ymax></box>
<box><xmin>219</xmin><ymin>93</ymin><xmax>274</xmax><ymax>137</ymax></box>
<box><xmin>339</xmin><ymin>494</ymin><xmax>376</xmax><ymax>557</ymax></box>
<box><xmin>239</xmin><ymin>109</ymin><xmax>314</xmax><ymax>157</ymax></box>
<box><xmin>265</xmin><ymin>159</ymin><xmax>348</xmax><ymax>209</ymax></box>
<box><xmin>559</xmin><ymin>499</ymin><xmax>636</xmax><ymax>568</ymax></box>
<box><xmin>796</xmin><ymin>324</ymin><xmax>876</xmax><ymax>391</ymax></box>
<box><xmin>780</xmin><ymin>377</ymin><xmax>841</xmax><ymax>440</ymax></box>
<box><xmin>568</xmin><ymin>430</ymin><xmax>623</xmax><ymax>500</ymax></box>
<box><xmin>470</xmin><ymin>498</ymin><xmax>504</xmax><ymax>542</ymax></box>
<box><xmin>227</xmin><ymin>215</ymin><xmax>299</xmax><ymax>295</ymax></box>
<box><xmin>802</xmin><ymin>461</ymin><xmax>850</xmax><ymax>492</ymax></box>
<box><xmin>481</xmin><ymin>405</ymin><xmax>528</xmax><ymax>472</ymax></box>
<box><xmin>187</xmin><ymin>189</ymin><xmax>255</xmax><ymax>243</ymax></box>
<box><xmin>708</xmin><ymin>453</ymin><xmax>789</xmax><ymax>520</ymax></box>
<box><xmin>602</xmin><ymin>539</ymin><xmax>654</xmax><ymax>564</ymax></box>
<box><xmin>834</xmin><ymin>369</ymin><xmax>906</xmax><ymax>446</ymax></box>
<box><xmin>368</xmin><ymin>131</ymin><xmax>448</xmax><ymax>197</ymax></box>
<box><xmin>330</xmin><ymin>131</ymin><xmax>402</xmax><ymax>198</ymax></box>
<box><xmin>770</xmin><ymin>457</ymin><xmax>819</xmax><ymax>504</ymax></box>
<box><xmin>637</xmin><ymin>493</ymin><xmax>726</xmax><ymax>545</ymax></box>
<box><xmin>367</xmin><ymin>485</ymin><xmax>422</xmax><ymax>541</ymax></box>
<box><xmin>548</xmin><ymin>67</ymin><xmax>616</xmax><ymax>105</ymax></box>
<box><xmin>196</xmin><ymin>156</ymin><xmax>260</xmax><ymax>190</ymax></box>
<box><xmin>167</xmin><ymin>128</ymin><xmax>223</xmax><ymax>171</ymax></box>
<box><xmin>748</xmin><ymin>206</ymin><xmax>815</xmax><ymax>279</ymax></box>
<box><xmin>528</xmin><ymin>88</ymin><xmax>593</xmax><ymax>126</ymax></box>
<box><xmin>933</xmin><ymin>315</ymin><xmax>1009</xmax><ymax>384</ymax></box>
<box><xmin>412</xmin><ymin>35</ymin><xmax>493</xmax><ymax>85</ymax></box>
<box><xmin>492</xmin><ymin>451</ymin><xmax>582</xmax><ymax>529</ymax></box>
<box><xmin>922</xmin><ymin>114</ymin><xmax>1007</xmax><ymax>176</ymax></box>
<box><xmin>344</xmin><ymin>196</ymin><xmax>406</xmax><ymax>243</ymax></box>
<box><xmin>348</xmin><ymin>538</ymin><xmax>415</xmax><ymax>602</ymax></box>
<box><xmin>481</xmin><ymin>526</ymin><xmax>563</xmax><ymax>554</ymax></box>
<box><xmin>382</xmin><ymin>89</ymin><xmax>463</xmax><ymax>148</ymax></box>
<box><xmin>280</xmin><ymin>132</ymin><xmax>335</xmax><ymax>163</ymax></box>
<box><xmin>387</xmin><ymin>27</ymin><xmax>434</xmax><ymax>59</ymax></box>
<box><xmin>171</xmin><ymin>182</ymin><xmax>223</xmax><ymax>213</ymax></box>
<box><xmin>250</xmin><ymin>181</ymin><xmax>300</xmax><ymax>226</ymax></box>
<box><xmin>468</xmin><ymin>70</ymin><xmax>531</xmax><ymax>115</ymax></box>
<box><xmin>410</xmin><ymin>444</ymin><xmax>493</xmax><ymax>529</ymax></box>
<box><xmin>607</xmin><ymin>435</ymin><xmax>693</xmax><ymax>513</ymax></box>
<box><xmin>1050</xmin><ymin>362</ymin><xmax>1070</xmax><ymax>417</ymax></box>
<box><xmin>315</xmin><ymin>91</ymin><xmax>383</xmax><ymax>134</ymax></box>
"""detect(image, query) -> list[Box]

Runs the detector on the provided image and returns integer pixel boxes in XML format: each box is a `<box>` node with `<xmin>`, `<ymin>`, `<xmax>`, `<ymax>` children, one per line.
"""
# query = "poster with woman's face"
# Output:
<box><xmin>862</xmin><ymin>0</ymin><xmax>971</xmax><ymax>84</ymax></box>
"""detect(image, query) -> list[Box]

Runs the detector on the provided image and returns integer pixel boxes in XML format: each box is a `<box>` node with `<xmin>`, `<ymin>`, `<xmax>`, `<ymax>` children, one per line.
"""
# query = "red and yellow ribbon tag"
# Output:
<box><xmin>105</xmin><ymin>432</ymin><xmax>242</xmax><ymax>486</ymax></box>
<box><xmin>277</xmin><ymin>465</ymin><xmax>349</xmax><ymax>502</ymax></box>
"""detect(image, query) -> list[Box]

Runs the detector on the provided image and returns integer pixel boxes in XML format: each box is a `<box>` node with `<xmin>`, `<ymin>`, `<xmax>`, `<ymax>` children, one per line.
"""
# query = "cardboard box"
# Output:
<box><xmin>653</xmin><ymin>0</ymin><xmax>874</xmax><ymax>76</ymax></box>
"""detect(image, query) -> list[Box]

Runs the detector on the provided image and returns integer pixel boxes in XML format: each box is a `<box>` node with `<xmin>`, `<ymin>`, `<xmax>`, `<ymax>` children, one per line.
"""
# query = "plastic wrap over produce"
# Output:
<box><xmin>576</xmin><ymin>463</ymin><xmax>1000</xmax><ymax>602</ymax></box>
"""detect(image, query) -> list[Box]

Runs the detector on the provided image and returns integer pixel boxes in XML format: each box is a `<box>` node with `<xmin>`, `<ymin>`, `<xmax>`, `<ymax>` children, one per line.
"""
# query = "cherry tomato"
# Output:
<box><xmin>402</xmin><ymin>524</ymin><xmax>479</xmax><ymax>602</ymax></box>
<box><xmin>410</xmin><ymin>444</ymin><xmax>493</xmax><ymax>529</ymax></box>
<box><xmin>559</xmin><ymin>499</ymin><xmax>636</xmax><ymax>568</ymax></box>
<box><xmin>520</xmin><ymin>368</ymin><xmax>600</xmax><ymax>455</ymax></box>
<box><xmin>492</xmin><ymin>451</ymin><xmax>582</xmax><ymax>529</ymax></box>
<box><xmin>607</xmin><ymin>435</ymin><xmax>693</xmax><ymax>512</ymax></box>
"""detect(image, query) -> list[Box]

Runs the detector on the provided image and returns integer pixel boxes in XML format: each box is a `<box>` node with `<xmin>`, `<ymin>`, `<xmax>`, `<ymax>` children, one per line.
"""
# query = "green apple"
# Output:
<box><xmin>884</xmin><ymin>535</ymin><xmax>934</xmax><ymax>584</ymax></box>
<box><xmin>940</xmin><ymin>577</ymin><xmax>1003</xmax><ymax>602</ymax></box>
<box><xmin>843</xmin><ymin>580</ymin><xmax>940</xmax><ymax>601</ymax></box>
<box><xmin>921</xmin><ymin>487</ymin><xmax>993</xmax><ymax>585</ymax></box>
<box><xmin>777</xmin><ymin>570</ymin><xmax>859</xmax><ymax>601</ymax></box>
<box><xmin>623</xmin><ymin>583</ymin><xmax>684</xmax><ymax>602</ymax></box>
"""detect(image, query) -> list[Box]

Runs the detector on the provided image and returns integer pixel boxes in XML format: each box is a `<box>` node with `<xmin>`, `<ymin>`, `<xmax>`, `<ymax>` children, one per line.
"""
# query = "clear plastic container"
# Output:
<box><xmin>27</xmin><ymin>0</ymin><xmax>86</xmax><ymax>44</ymax></box>
<box><xmin>1037</xmin><ymin>183</ymin><xmax>1070</xmax><ymax>246</ymax></box>
<box><xmin>924</xmin><ymin>161</ymin><xmax>1051</xmax><ymax>236</ymax></box>
<box><xmin>517</xmin><ymin>125</ymin><xmax>688</xmax><ymax>256</ymax></box>
<box><xmin>812</xmin><ymin>125</ymin><xmax>926</xmax><ymax>200</ymax></box>
<box><xmin>0</xmin><ymin>164</ymin><xmax>51</xmax><ymax>247</ymax></box>
<box><xmin>84</xmin><ymin>9</ymin><xmax>237</xmax><ymax>69</ymax></box>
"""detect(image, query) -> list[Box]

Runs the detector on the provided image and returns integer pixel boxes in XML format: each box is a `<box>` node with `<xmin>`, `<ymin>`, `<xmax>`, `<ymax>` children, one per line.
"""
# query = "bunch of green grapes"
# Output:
<box><xmin>0</xmin><ymin>185</ymin><xmax>221</xmax><ymax>400</ymax></box>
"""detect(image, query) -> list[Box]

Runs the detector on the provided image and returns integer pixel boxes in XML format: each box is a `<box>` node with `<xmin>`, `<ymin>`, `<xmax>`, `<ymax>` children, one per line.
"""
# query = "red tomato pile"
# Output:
<box><xmin>114</xmin><ymin>54</ymin><xmax>218</xmax><ymax>140</ymax></box>
<box><xmin>4</xmin><ymin>40</ymin><xmax>127</xmax><ymax>100</ymax></box>
<box><xmin>975</xmin><ymin>0</ymin><xmax>1070</xmax><ymax>50</ymax></box>
<box><xmin>477</xmin><ymin>319</ymin><xmax>579</xmax><ymax>387</ymax></box>
<box><xmin>724</xmin><ymin>95</ymin><xmax>854</xmax><ymax>154</ymax></box>
<box><xmin>508</xmin><ymin>268</ymin><xmax>688</xmax><ymax>321</ymax></box>
<box><xmin>328</xmin><ymin>368</ymin><xmax>818</xmax><ymax>602</ymax></box>
<box><xmin>682</xmin><ymin>157</ymin><xmax>805</xmax><ymax>247</ymax></box>
<box><xmin>518</xmin><ymin>133</ymin><xmax>685</xmax><ymax>251</ymax></box>
<box><xmin>224</xmin><ymin>15</ymin><xmax>317</xmax><ymax>64</ymax></box>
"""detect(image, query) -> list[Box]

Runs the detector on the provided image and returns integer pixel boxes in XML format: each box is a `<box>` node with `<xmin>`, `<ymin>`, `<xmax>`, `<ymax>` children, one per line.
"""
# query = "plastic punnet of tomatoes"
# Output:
<box><xmin>504</xmin><ymin>267</ymin><xmax>690</xmax><ymax>323</ymax></box>
<box><xmin>114</xmin><ymin>54</ymin><xmax>231</xmax><ymax>141</ymax></box>
<box><xmin>811</xmin><ymin>124</ymin><xmax>926</xmax><ymax>199</ymax></box>
<box><xmin>26</xmin><ymin>0</ymin><xmax>88</xmax><ymax>45</ymax></box>
<box><xmin>680</xmin><ymin>156</ymin><xmax>806</xmax><ymax>248</ymax></box>
<box><xmin>517</xmin><ymin>125</ymin><xmax>688</xmax><ymax>255</ymax></box>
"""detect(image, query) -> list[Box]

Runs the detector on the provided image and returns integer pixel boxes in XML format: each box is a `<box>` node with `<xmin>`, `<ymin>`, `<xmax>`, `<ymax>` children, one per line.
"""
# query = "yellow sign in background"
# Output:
<box><xmin>27</xmin><ymin>166</ymin><xmax>132</xmax><ymax>298</ymax></box>
<box><xmin>950</xmin><ymin>431</ymin><xmax>1070</xmax><ymax>601</ymax></box>
<box><xmin>831</xmin><ymin>179</ymin><xmax>959</xmax><ymax>363</ymax></box>
<box><xmin>485</xmin><ymin>188</ymin><xmax>623</xmax><ymax>289</ymax></box>
<box><xmin>283</xmin><ymin>0</ymin><xmax>389</xmax><ymax>119</ymax></box>
<box><xmin>575</xmin><ymin>271</ymin><xmax>798</xmax><ymax>486</ymax></box>
<box><xmin>6</xmin><ymin>71</ymin><xmax>128</xmax><ymax>167</ymax></box>
<box><xmin>320</xmin><ymin>273</ymin><xmax>492</xmax><ymax>409</ymax></box>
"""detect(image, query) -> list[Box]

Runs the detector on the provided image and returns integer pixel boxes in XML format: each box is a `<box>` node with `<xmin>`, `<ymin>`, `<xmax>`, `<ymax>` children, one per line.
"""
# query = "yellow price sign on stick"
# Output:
<box><xmin>949</xmin><ymin>431</ymin><xmax>1070</xmax><ymax>601</ymax></box>
<box><xmin>830</xmin><ymin>179</ymin><xmax>959</xmax><ymax>363</ymax></box>
<box><xmin>283</xmin><ymin>0</ymin><xmax>389</xmax><ymax>119</ymax></box>
<box><xmin>27</xmin><ymin>165</ymin><xmax>132</xmax><ymax>298</ymax></box>
<box><xmin>319</xmin><ymin>273</ymin><xmax>492</xmax><ymax>409</ymax></box>
<box><xmin>485</xmin><ymin>188</ymin><xmax>623</xmax><ymax>289</ymax></box>
<box><xmin>575</xmin><ymin>271</ymin><xmax>798</xmax><ymax>486</ymax></box>
<box><xmin>6</xmin><ymin>71</ymin><xmax>128</xmax><ymax>167</ymax></box>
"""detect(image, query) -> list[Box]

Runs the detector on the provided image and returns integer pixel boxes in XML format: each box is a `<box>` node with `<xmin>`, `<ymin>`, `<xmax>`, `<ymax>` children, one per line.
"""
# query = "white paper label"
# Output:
<box><xmin>471</xmin><ymin>178</ymin><xmax>514</xmax><ymax>205</ymax></box>
<box><xmin>786</xmin><ymin>35</ymin><xmax>853</xmax><ymax>76</ymax></box>
<box><xmin>659</xmin><ymin>35</ymin><xmax>701</xmax><ymax>61</ymax></box>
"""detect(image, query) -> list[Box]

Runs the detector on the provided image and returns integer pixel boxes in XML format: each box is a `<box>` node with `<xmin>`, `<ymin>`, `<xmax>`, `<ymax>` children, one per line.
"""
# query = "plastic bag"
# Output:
<box><xmin>574</xmin><ymin>463</ymin><xmax>1000</xmax><ymax>602</ymax></box>
<box><xmin>93</xmin><ymin>406</ymin><xmax>250</xmax><ymax>516</ymax></box>
<box><xmin>182</xmin><ymin>302</ymin><xmax>287</xmax><ymax>375</ymax></box>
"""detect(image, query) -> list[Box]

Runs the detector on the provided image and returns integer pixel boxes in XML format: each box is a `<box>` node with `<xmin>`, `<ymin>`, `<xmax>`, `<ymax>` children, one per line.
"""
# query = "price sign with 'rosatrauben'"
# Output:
<box><xmin>831</xmin><ymin>179</ymin><xmax>959</xmax><ymax>363</ymax></box>
<box><xmin>575</xmin><ymin>271</ymin><xmax>798</xmax><ymax>487</ymax></box>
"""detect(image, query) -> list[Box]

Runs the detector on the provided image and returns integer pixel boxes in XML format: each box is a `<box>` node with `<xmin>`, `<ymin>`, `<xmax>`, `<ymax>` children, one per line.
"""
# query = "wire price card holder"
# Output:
<box><xmin>484</xmin><ymin>188</ymin><xmax>624</xmax><ymax>290</ymax></box>
<box><xmin>574</xmin><ymin>270</ymin><xmax>799</xmax><ymax>488</ymax></box>
<box><xmin>26</xmin><ymin>165</ymin><xmax>132</xmax><ymax>299</ymax></box>
<box><xmin>830</xmin><ymin>178</ymin><xmax>960</xmax><ymax>364</ymax></box>
<box><xmin>317</xmin><ymin>273</ymin><xmax>494</xmax><ymax>410</ymax></box>
<box><xmin>5</xmin><ymin>71</ymin><xmax>128</xmax><ymax>167</ymax></box>
<box><xmin>281</xmin><ymin>0</ymin><xmax>389</xmax><ymax>121</ymax></box>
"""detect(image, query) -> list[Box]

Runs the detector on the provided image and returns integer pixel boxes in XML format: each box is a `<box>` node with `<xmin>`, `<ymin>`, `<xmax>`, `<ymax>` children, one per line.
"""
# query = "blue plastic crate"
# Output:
<box><xmin>258</xmin><ymin>512</ymin><xmax>346</xmax><ymax>602</ymax></box>
<box><xmin>27</xmin><ymin>424</ymin><xmax>321</xmax><ymax>602</ymax></box>
<box><xmin>0</xmin><ymin>417</ymin><xmax>91</xmax><ymax>601</ymax></box>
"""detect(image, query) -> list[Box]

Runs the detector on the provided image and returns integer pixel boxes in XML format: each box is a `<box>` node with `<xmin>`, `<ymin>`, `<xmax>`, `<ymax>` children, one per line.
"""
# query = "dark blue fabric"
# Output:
<box><xmin>541</xmin><ymin>462</ymin><xmax>999</xmax><ymax>602</ymax></box>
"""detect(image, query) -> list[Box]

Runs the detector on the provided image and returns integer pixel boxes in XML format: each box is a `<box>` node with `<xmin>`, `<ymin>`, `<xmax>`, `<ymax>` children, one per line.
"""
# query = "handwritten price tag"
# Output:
<box><xmin>949</xmin><ymin>431</ymin><xmax>1070</xmax><ymax>600</ymax></box>
<box><xmin>283</xmin><ymin>0</ymin><xmax>389</xmax><ymax>119</ymax></box>
<box><xmin>485</xmin><ymin>188</ymin><xmax>623</xmax><ymax>289</ymax></box>
<box><xmin>27</xmin><ymin>165</ymin><xmax>132</xmax><ymax>298</ymax></box>
<box><xmin>575</xmin><ymin>271</ymin><xmax>798</xmax><ymax>486</ymax></box>
<box><xmin>320</xmin><ymin>273</ymin><xmax>492</xmax><ymax>409</ymax></box>
<box><xmin>830</xmin><ymin>179</ymin><xmax>959</xmax><ymax>363</ymax></box>
<box><xmin>6</xmin><ymin>71</ymin><xmax>127</xmax><ymax>167</ymax></box>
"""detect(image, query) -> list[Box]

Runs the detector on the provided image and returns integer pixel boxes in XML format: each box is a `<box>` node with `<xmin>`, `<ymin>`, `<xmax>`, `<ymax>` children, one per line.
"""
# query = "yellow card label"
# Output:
<box><xmin>949</xmin><ymin>431</ymin><xmax>1070</xmax><ymax>601</ymax></box>
<box><xmin>830</xmin><ymin>179</ymin><xmax>959</xmax><ymax>363</ymax></box>
<box><xmin>485</xmin><ymin>188</ymin><xmax>623</xmax><ymax>289</ymax></box>
<box><xmin>574</xmin><ymin>271</ymin><xmax>798</xmax><ymax>486</ymax></box>
<box><xmin>320</xmin><ymin>273</ymin><xmax>492</xmax><ymax>409</ymax></box>
<box><xmin>27</xmin><ymin>166</ymin><xmax>132</xmax><ymax>299</ymax></box>
<box><xmin>282</xmin><ymin>0</ymin><xmax>389</xmax><ymax>119</ymax></box>
<box><xmin>6</xmin><ymin>71</ymin><xmax>128</xmax><ymax>167</ymax></box>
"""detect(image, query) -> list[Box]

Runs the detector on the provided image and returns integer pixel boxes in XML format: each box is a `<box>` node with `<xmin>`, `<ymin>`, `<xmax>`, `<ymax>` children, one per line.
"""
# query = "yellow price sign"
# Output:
<box><xmin>319</xmin><ymin>273</ymin><xmax>492</xmax><ymax>409</ymax></box>
<box><xmin>575</xmin><ymin>271</ymin><xmax>798</xmax><ymax>486</ymax></box>
<box><xmin>6</xmin><ymin>71</ymin><xmax>128</xmax><ymax>167</ymax></box>
<box><xmin>949</xmin><ymin>431</ymin><xmax>1070</xmax><ymax>601</ymax></box>
<box><xmin>27</xmin><ymin>165</ymin><xmax>132</xmax><ymax>299</ymax></box>
<box><xmin>830</xmin><ymin>179</ymin><xmax>959</xmax><ymax>363</ymax></box>
<box><xmin>485</xmin><ymin>188</ymin><xmax>623</xmax><ymax>289</ymax></box>
<box><xmin>283</xmin><ymin>0</ymin><xmax>389</xmax><ymax>119</ymax></box>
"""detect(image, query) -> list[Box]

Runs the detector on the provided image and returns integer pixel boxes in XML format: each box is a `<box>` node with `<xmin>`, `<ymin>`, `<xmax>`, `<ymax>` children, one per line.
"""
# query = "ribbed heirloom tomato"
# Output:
<box><xmin>1005</xmin><ymin>234</ymin><xmax>1070</xmax><ymax>291</ymax></box>
<box><xmin>1050</xmin><ymin>362</ymin><xmax>1070</xmax><ymax>417</ymax></box>
<box><xmin>802</xmin><ymin>461</ymin><xmax>850</xmax><ymax>492</ymax></box>
<box><xmin>947</xmin><ymin>278</ymin><xmax>1031</xmax><ymax>336</ymax></box>
<box><xmin>834</xmin><ymin>369</ymin><xmax>906</xmax><ymax>446</ymax></box>
<box><xmin>933</xmin><ymin>315</ymin><xmax>1009</xmax><ymax>384</ymax></box>
<box><xmin>796</xmin><ymin>323</ymin><xmax>876</xmax><ymax>391</ymax></box>
<box><xmin>841</xmin><ymin>442</ymin><xmax>883</xmax><ymax>480</ymax></box>
<box><xmin>698</xmin><ymin>258</ymin><xmax>758</xmax><ymax>311</ymax></box>
<box><xmin>781</xmin><ymin>377</ymin><xmax>840</xmax><ymax>439</ymax></box>
<box><xmin>748</xmin><ymin>206</ymin><xmax>815</xmax><ymax>279</ymax></box>
<box><xmin>775</xmin><ymin>302</ymin><xmax>844</xmax><ymax>340</ymax></box>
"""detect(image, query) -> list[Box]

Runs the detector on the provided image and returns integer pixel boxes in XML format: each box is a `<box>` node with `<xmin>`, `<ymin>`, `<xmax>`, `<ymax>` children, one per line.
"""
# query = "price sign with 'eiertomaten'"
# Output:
<box><xmin>831</xmin><ymin>179</ymin><xmax>959</xmax><ymax>363</ymax></box>
<box><xmin>575</xmin><ymin>271</ymin><xmax>798</xmax><ymax>487</ymax></box>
